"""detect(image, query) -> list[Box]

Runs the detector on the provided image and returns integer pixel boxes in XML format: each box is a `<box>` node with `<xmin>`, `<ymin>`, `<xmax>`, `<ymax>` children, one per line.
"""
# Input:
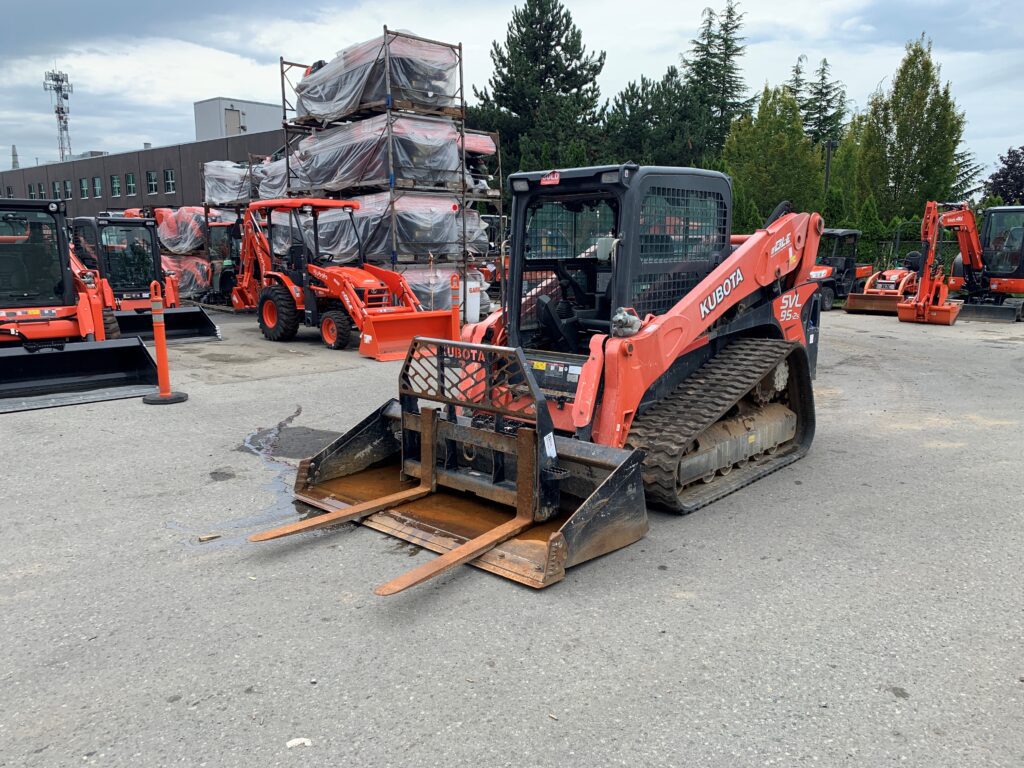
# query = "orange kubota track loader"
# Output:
<box><xmin>946</xmin><ymin>204</ymin><xmax>1024</xmax><ymax>322</ymax></box>
<box><xmin>0</xmin><ymin>199</ymin><xmax>157</xmax><ymax>413</ymax></box>
<box><xmin>230</xmin><ymin>198</ymin><xmax>460</xmax><ymax>361</ymax></box>
<box><xmin>70</xmin><ymin>215</ymin><xmax>219</xmax><ymax>341</ymax></box>
<box><xmin>249</xmin><ymin>165</ymin><xmax>823</xmax><ymax>596</ymax></box>
<box><xmin>895</xmin><ymin>201</ymin><xmax>962</xmax><ymax>325</ymax></box>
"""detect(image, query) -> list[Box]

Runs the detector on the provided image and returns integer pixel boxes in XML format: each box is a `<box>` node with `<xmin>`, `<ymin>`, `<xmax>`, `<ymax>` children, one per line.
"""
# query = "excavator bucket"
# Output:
<box><xmin>357</xmin><ymin>308</ymin><xmax>460</xmax><ymax>362</ymax></box>
<box><xmin>843</xmin><ymin>292</ymin><xmax>903</xmax><ymax>315</ymax></box>
<box><xmin>896</xmin><ymin>299</ymin><xmax>961</xmax><ymax>326</ymax></box>
<box><xmin>0</xmin><ymin>338</ymin><xmax>158</xmax><ymax>413</ymax></box>
<box><xmin>114</xmin><ymin>306</ymin><xmax>220</xmax><ymax>342</ymax></box>
<box><xmin>251</xmin><ymin>338</ymin><xmax>648</xmax><ymax>593</ymax></box>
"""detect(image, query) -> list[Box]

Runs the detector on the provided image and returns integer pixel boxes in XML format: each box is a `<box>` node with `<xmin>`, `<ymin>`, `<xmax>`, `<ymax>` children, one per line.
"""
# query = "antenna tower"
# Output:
<box><xmin>43</xmin><ymin>70</ymin><xmax>73</xmax><ymax>161</ymax></box>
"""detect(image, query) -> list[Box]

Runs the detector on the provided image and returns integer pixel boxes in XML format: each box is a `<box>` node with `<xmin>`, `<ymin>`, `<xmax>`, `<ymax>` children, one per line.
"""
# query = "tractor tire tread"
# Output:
<box><xmin>259</xmin><ymin>285</ymin><xmax>300</xmax><ymax>342</ymax></box>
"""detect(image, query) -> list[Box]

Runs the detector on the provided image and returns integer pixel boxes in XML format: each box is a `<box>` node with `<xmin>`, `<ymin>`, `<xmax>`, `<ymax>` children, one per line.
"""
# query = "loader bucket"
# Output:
<box><xmin>896</xmin><ymin>300</ymin><xmax>961</xmax><ymax>326</ymax></box>
<box><xmin>843</xmin><ymin>292</ymin><xmax>903</xmax><ymax>315</ymax></box>
<box><xmin>0</xmin><ymin>338</ymin><xmax>158</xmax><ymax>413</ymax></box>
<box><xmin>357</xmin><ymin>308</ymin><xmax>459</xmax><ymax>362</ymax></box>
<box><xmin>954</xmin><ymin>301</ymin><xmax>1022</xmax><ymax>323</ymax></box>
<box><xmin>252</xmin><ymin>338</ymin><xmax>648</xmax><ymax>593</ymax></box>
<box><xmin>115</xmin><ymin>306</ymin><xmax>220</xmax><ymax>342</ymax></box>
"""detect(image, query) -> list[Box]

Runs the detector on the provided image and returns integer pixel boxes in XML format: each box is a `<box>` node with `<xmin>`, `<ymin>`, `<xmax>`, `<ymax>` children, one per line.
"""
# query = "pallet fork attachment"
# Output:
<box><xmin>250</xmin><ymin>338</ymin><xmax>648</xmax><ymax>593</ymax></box>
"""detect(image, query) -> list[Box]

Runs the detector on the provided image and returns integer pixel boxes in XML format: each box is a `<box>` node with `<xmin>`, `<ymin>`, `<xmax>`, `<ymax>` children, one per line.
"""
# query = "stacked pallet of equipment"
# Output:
<box><xmin>272</xmin><ymin>27</ymin><xmax>503</xmax><ymax>271</ymax></box>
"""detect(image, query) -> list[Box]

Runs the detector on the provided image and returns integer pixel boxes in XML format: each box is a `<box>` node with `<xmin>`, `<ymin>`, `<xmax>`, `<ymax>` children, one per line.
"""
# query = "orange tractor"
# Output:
<box><xmin>231</xmin><ymin>198</ymin><xmax>460</xmax><ymax>361</ymax></box>
<box><xmin>249</xmin><ymin>165</ymin><xmax>824</xmax><ymax>595</ymax></box>
<box><xmin>70</xmin><ymin>215</ymin><xmax>219</xmax><ymax>341</ymax></box>
<box><xmin>844</xmin><ymin>257</ymin><xmax>920</xmax><ymax>315</ymax></box>
<box><xmin>0</xmin><ymin>199</ymin><xmax>156</xmax><ymax>412</ymax></box>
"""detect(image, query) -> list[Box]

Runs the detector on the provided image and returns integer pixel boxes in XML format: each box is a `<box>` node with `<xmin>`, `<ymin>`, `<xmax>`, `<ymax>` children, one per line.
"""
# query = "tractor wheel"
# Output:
<box><xmin>820</xmin><ymin>286</ymin><xmax>836</xmax><ymax>311</ymax></box>
<box><xmin>258</xmin><ymin>285</ymin><xmax>300</xmax><ymax>341</ymax></box>
<box><xmin>853</xmin><ymin>279</ymin><xmax>867</xmax><ymax>294</ymax></box>
<box><xmin>320</xmin><ymin>310</ymin><xmax>352</xmax><ymax>350</ymax></box>
<box><xmin>102</xmin><ymin>309</ymin><xmax>121</xmax><ymax>340</ymax></box>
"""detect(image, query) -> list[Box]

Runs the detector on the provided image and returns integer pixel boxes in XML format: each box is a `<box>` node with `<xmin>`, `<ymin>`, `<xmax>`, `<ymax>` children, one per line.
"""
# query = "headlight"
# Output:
<box><xmin>810</xmin><ymin>269</ymin><xmax>827</xmax><ymax>279</ymax></box>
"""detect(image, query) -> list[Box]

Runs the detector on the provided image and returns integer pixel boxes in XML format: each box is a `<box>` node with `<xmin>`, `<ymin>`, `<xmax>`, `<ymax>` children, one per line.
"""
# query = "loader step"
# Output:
<box><xmin>628</xmin><ymin>338</ymin><xmax>804</xmax><ymax>512</ymax></box>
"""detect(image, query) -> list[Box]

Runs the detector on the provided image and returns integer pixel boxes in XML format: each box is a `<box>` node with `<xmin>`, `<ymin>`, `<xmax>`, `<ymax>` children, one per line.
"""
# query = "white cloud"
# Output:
<box><xmin>1</xmin><ymin>0</ymin><xmax>1020</xmax><ymax>171</ymax></box>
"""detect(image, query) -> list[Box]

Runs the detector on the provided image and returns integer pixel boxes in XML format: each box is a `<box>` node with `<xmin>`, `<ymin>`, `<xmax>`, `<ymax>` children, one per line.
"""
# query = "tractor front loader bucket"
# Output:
<box><xmin>843</xmin><ymin>292</ymin><xmax>903</xmax><ymax>315</ymax></box>
<box><xmin>357</xmin><ymin>307</ymin><xmax>460</xmax><ymax>361</ymax></box>
<box><xmin>251</xmin><ymin>338</ymin><xmax>648</xmax><ymax>594</ymax></box>
<box><xmin>115</xmin><ymin>306</ymin><xmax>220</xmax><ymax>342</ymax></box>
<box><xmin>0</xmin><ymin>338</ymin><xmax>158</xmax><ymax>413</ymax></box>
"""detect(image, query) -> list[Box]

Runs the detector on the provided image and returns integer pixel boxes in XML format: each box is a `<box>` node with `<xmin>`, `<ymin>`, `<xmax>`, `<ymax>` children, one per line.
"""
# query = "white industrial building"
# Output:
<box><xmin>193</xmin><ymin>97</ymin><xmax>280</xmax><ymax>141</ymax></box>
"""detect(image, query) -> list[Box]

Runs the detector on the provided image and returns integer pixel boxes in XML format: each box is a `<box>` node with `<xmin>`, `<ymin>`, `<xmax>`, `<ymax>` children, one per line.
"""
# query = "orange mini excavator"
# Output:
<box><xmin>895</xmin><ymin>201</ymin><xmax>962</xmax><ymax>325</ymax></box>
<box><xmin>945</xmin><ymin>204</ymin><xmax>1024</xmax><ymax>322</ymax></box>
<box><xmin>230</xmin><ymin>198</ymin><xmax>459</xmax><ymax>361</ymax></box>
<box><xmin>0</xmin><ymin>199</ymin><xmax>156</xmax><ymax>412</ymax></box>
<box><xmin>248</xmin><ymin>165</ymin><xmax>824</xmax><ymax>595</ymax></box>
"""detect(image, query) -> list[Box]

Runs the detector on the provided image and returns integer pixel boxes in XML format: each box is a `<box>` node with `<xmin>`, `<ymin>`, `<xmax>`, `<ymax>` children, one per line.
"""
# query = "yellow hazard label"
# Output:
<box><xmin>28</xmin><ymin>309</ymin><xmax>40</xmax><ymax>315</ymax></box>
<box><xmin>748</xmin><ymin>434</ymin><xmax>756</xmax><ymax>443</ymax></box>
<box><xmin>532</xmin><ymin>361</ymin><xmax>547</xmax><ymax>370</ymax></box>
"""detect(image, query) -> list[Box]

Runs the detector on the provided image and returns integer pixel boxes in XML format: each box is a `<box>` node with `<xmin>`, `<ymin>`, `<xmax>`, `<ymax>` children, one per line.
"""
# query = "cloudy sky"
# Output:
<box><xmin>0</xmin><ymin>0</ymin><xmax>1019</xmax><ymax>174</ymax></box>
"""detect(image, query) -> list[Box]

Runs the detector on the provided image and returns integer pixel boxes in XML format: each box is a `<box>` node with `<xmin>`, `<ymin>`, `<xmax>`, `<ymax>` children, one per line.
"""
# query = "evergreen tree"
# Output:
<box><xmin>722</xmin><ymin>85</ymin><xmax>823</xmax><ymax>216</ymax></box>
<box><xmin>984</xmin><ymin>146</ymin><xmax>1024</xmax><ymax>203</ymax></box>
<box><xmin>787</xmin><ymin>55</ymin><xmax>808</xmax><ymax>103</ymax></box>
<box><xmin>855</xmin><ymin>36</ymin><xmax>964</xmax><ymax>220</ymax></box>
<box><xmin>950</xmin><ymin>148</ymin><xmax>984</xmax><ymax>201</ymax></box>
<box><xmin>603</xmin><ymin>76</ymin><xmax>660</xmax><ymax>164</ymax></box>
<box><xmin>803</xmin><ymin>58</ymin><xmax>846</xmax><ymax>145</ymax></box>
<box><xmin>822</xmin><ymin>186</ymin><xmax>847</xmax><ymax>229</ymax></box>
<box><xmin>681</xmin><ymin>1</ymin><xmax>753</xmax><ymax>158</ymax></box>
<box><xmin>471</xmin><ymin>0</ymin><xmax>606</xmax><ymax>172</ymax></box>
<box><xmin>856</xmin><ymin>193</ymin><xmax>886</xmax><ymax>263</ymax></box>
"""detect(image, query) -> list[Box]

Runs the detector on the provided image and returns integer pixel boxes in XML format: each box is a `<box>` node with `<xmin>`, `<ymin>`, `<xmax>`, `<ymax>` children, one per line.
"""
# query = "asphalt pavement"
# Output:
<box><xmin>1</xmin><ymin>310</ymin><xmax>1022</xmax><ymax>767</ymax></box>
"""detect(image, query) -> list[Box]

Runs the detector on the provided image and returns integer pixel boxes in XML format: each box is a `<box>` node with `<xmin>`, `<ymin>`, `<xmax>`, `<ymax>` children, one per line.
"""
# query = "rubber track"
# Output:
<box><xmin>627</xmin><ymin>338</ymin><xmax>798</xmax><ymax>513</ymax></box>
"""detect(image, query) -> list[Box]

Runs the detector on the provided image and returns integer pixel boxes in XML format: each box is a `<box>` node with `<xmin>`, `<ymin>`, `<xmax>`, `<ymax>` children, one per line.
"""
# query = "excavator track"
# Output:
<box><xmin>627</xmin><ymin>338</ymin><xmax>805</xmax><ymax>514</ymax></box>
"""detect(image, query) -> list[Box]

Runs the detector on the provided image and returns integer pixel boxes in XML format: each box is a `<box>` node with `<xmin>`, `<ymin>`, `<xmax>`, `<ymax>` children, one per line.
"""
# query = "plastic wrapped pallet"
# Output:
<box><xmin>255</xmin><ymin>157</ymin><xmax>315</xmax><ymax>200</ymax></box>
<box><xmin>295</xmin><ymin>32</ymin><xmax>459</xmax><ymax>123</ymax></box>
<box><xmin>309</xmin><ymin>192</ymin><xmax>489</xmax><ymax>263</ymax></box>
<box><xmin>203</xmin><ymin>161</ymin><xmax>253</xmax><ymax>205</ymax></box>
<box><xmin>297</xmin><ymin>114</ymin><xmax>461</xmax><ymax>192</ymax></box>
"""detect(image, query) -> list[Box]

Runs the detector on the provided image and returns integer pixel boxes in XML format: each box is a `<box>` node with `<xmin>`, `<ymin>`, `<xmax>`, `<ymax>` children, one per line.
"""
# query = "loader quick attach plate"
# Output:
<box><xmin>253</xmin><ymin>338</ymin><xmax>648</xmax><ymax>594</ymax></box>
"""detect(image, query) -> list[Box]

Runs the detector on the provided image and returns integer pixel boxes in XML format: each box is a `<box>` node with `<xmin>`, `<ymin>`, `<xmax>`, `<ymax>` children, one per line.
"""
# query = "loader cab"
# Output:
<box><xmin>72</xmin><ymin>216</ymin><xmax>161</xmax><ymax>299</ymax></box>
<box><xmin>506</xmin><ymin>165</ymin><xmax>731</xmax><ymax>357</ymax></box>
<box><xmin>810</xmin><ymin>228</ymin><xmax>864</xmax><ymax>308</ymax></box>
<box><xmin>979</xmin><ymin>207</ymin><xmax>1024</xmax><ymax>279</ymax></box>
<box><xmin>0</xmin><ymin>200</ymin><xmax>75</xmax><ymax>309</ymax></box>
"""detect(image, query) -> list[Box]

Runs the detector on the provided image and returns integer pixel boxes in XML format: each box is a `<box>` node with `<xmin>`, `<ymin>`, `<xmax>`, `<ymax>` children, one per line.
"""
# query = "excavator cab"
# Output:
<box><xmin>72</xmin><ymin>216</ymin><xmax>219</xmax><ymax>341</ymax></box>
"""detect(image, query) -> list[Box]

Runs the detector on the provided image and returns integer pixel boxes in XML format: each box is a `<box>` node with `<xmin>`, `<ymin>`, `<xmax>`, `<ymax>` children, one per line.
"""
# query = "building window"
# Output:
<box><xmin>126</xmin><ymin>172</ymin><xmax>137</xmax><ymax>196</ymax></box>
<box><xmin>92</xmin><ymin>176</ymin><xmax>102</xmax><ymax>198</ymax></box>
<box><xmin>52</xmin><ymin>181</ymin><xmax>61</xmax><ymax>199</ymax></box>
<box><xmin>5</xmin><ymin>186</ymin><xmax>12</xmax><ymax>199</ymax></box>
<box><xmin>163</xmin><ymin>169</ymin><xmax>176</xmax><ymax>193</ymax></box>
<box><xmin>110</xmin><ymin>175</ymin><xmax>121</xmax><ymax>197</ymax></box>
<box><xmin>79</xmin><ymin>178</ymin><xmax>89</xmax><ymax>198</ymax></box>
<box><xmin>38</xmin><ymin>183</ymin><xmax>46</xmax><ymax>199</ymax></box>
<box><xmin>28</xmin><ymin>185</ymin><xmax>36</xmax><ymax>199</ymax></box>
<box><xmin>63</xmin><ymin>180</ymin><xmax>71</xmax><ymax>199</ymax></box>
<box><xmin>146</xmin><ymin>171</ymin><xmax>158</xmax><ymax>194</ymax></box>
